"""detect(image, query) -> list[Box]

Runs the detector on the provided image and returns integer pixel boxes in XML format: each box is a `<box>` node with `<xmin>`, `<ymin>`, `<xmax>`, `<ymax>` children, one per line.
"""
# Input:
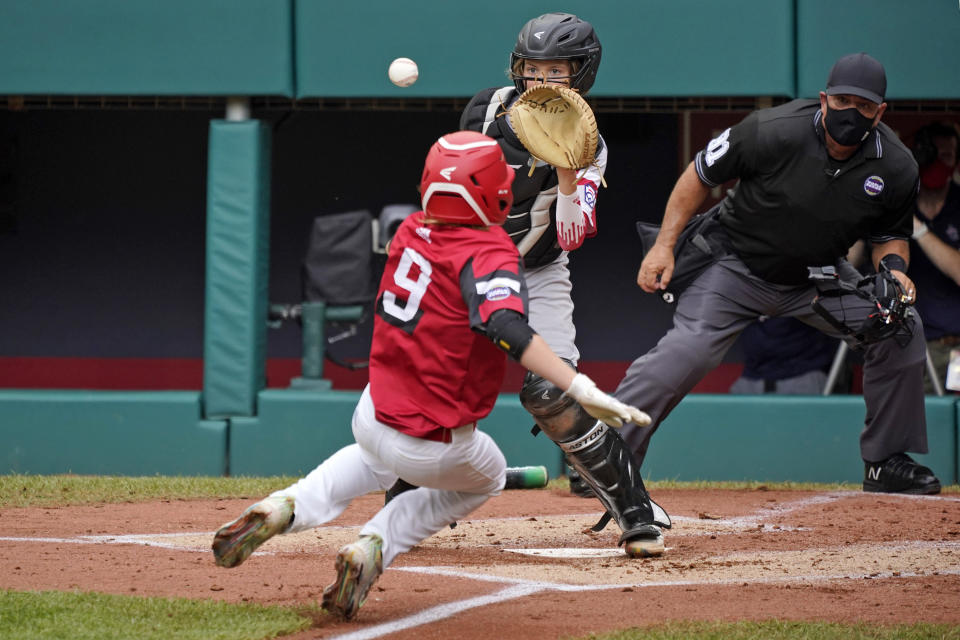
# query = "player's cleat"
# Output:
<box><xmin>322</xmin><ymin>534</ymin><xmax>384</xmax><ymax>620</ymax></box>
<box><xmin>212</xmin><ymin>495</ymin><xmax>294</xmax><ymax>568</ymax></box>
<box><xmin>623</xmin><ymin>524</ymin><xmax>665</xmax><ymax>558</ymax></box>
<box><xmin>863</xmin><ymin>453</ymin><xmax>941</xmax><ymax>495</ymax></box>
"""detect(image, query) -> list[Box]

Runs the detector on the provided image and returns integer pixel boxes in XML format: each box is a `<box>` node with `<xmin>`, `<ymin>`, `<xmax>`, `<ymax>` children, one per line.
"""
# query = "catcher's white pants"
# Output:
<box><xmin>525</xmin><ymin>254</ymin><xmax>579</xmax><ymax>365</ymax></box>
<box><xmin>273</xmin><ymin>385</ymin><xmax>506</xmax><ymax>568</ymax></box>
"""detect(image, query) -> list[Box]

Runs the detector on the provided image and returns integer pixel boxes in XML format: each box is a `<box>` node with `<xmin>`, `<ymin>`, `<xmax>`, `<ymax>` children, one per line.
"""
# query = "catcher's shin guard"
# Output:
<box><xmin>520</xmin><ymin>367</ymin><xmax>587</xmax><ymax>441</ymax></box>
<box><xmin>559</xmin><ymin>420</ymin><xmax>671</xmax><ymax>548</ymax></box>
<box><xmin>521</xmin><ymin>370</ymin><xmax>670</xmax><ymax>547</ymax></box>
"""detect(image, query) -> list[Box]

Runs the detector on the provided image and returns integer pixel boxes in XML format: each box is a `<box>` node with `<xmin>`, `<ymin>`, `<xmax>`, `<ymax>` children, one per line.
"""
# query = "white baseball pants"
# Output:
<box><xmin>273</xmin><ymin>385</ymin><xmax>506</xmax><ymax>567</ymax></box>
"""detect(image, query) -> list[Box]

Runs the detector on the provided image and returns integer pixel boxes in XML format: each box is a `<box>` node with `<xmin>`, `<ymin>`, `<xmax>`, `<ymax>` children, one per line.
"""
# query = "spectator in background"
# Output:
<box><xmin>729</xmin><ymin>316</ymin><xmax>839</xmax><ymax>395</ymax></box>
<box><xmin>910</xmin><ymin>121</ymin><xmax>960</xmax><ymax>392</ymax></box>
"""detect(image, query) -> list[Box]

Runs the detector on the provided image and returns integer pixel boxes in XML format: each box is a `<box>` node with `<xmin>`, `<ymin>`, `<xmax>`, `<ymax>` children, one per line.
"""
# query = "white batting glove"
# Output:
<box><xmin>564</xmin><ymin>373</ymin><xmax>652</xmax><ymax>429</ymax></box>
<box><xmin>576</xmin><ymin>177</ymin><xmax>598</xmax><ymax>236</ymax></box>
<box><xmin>555</xmin><ymin>190</ymin><xmax>586</xmax><ymax>251</ymax></box>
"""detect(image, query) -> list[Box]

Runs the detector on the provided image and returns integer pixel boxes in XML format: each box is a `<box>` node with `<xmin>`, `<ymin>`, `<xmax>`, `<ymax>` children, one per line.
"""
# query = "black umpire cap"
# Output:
<box><xmin>826</xmin><ymin>53</ymin><xmax>886</xmax><ymax>104</ymax></box>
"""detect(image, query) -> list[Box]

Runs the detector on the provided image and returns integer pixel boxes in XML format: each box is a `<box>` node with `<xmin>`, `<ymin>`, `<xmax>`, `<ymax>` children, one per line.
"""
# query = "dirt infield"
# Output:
<box><xmin>2</xmin><ymin>487</ymin><xmax>960</xmax><ymax>639</ymax></box>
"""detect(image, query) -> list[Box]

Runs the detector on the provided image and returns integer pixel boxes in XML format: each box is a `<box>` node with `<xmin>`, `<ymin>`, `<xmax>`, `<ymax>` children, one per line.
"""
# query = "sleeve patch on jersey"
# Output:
<box><xmin>475</xmin><ymin>277</ymin><xmax>521</xmax><ymax>296</ymax></box>
<box><xmin>484</xmin><ymin>286</ymin><xmax>512</xmax><ymax>302</ymax></box>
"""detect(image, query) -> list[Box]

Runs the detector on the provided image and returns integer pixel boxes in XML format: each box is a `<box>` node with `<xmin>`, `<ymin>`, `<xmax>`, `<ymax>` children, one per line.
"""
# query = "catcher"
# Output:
<box><xmin>455</xmin><ymin>12</ymin><xmax>672</xmax><ymax>556</ymax></box>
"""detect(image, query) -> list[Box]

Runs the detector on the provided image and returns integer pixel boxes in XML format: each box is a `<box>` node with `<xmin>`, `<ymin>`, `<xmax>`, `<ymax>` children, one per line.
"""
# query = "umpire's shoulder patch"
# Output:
<box><xmin>864</xmin><ymin>175</ymin><xmax>884</xmax><ymax>196</ymax></box>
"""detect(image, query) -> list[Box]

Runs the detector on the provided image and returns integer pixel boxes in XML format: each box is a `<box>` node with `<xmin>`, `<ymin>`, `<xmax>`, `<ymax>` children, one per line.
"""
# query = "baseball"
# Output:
<box><xmin>388</xmin><ymin>57</ymin><xmax>418</xmax><ymax>87</ymax></box>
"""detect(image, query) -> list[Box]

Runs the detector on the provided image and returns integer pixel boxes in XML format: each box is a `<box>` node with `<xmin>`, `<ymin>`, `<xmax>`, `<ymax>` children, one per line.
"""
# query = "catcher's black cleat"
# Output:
<box><xmin>863</xmin><ymin>453</ymin><xmax>941</xmax><ymax>495</ymax></box>
<box><xmin>384</xmin><ymin>478</ymin><xmax>419</xmax><ymax>505</ymax></box>
<box><xmin>384</xmin><ymin>478</ymin><xmax>457</xmax><ymax>529</ymax></box>
<box><xmin>567</xmin><ymin>466</ymin><xmax>595</xmax><ymax>498</ymax></box>
<box><xmin>622</xmin><ymin>524</ymin><xmax>665</xmax><ymax>558</ymax></box>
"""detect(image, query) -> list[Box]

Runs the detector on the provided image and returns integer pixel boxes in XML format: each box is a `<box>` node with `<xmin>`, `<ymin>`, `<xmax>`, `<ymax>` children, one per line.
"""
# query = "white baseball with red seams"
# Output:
<box><xmin>388</xmin><ymin>57</ymin><xmax>418</xmax><ymax>87</ymax></box>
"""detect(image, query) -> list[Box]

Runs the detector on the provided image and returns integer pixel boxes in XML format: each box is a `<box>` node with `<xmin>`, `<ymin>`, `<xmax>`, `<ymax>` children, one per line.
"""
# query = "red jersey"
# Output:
<box><xmin>370</xmin><ymin>211</ymin><xmax>527</xmax><ymax>439</ymax></box>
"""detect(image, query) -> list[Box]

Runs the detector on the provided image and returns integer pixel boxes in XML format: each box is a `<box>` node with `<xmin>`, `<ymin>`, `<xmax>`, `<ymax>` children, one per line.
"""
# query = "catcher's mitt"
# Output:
<box><xmin>507</xmin><ymin>84</ymin><xmax>598</xmax><ymax>171</ymax></box>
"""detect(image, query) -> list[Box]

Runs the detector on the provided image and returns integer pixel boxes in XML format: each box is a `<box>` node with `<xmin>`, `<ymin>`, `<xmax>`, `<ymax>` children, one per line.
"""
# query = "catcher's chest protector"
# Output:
<box><xmin>468</xmin><ymin>89</ymin><xmax>564</xmax><ymax>268</ymax></box>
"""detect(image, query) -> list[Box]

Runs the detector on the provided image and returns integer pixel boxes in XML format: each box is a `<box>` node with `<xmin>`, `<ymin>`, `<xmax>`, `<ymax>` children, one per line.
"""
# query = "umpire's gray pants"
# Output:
<box><xmin>614</xmin><ymin>254</ymin><xmax>929</xmax><ymax>466</ymax></box>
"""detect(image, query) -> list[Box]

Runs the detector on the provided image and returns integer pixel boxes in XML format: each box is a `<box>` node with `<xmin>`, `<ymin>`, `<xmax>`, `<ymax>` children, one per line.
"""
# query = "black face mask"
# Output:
<box><xmin>824</xmin><ymin>104</ymin><xmax>875</xmax><ymax>146</ymax></box>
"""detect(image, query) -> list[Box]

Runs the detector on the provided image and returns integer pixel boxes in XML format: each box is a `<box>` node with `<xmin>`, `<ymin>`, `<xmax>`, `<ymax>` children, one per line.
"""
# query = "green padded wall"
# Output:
<box><xmin>228</xmin><ymin>391</ymin><xmax>564</xmax><ymax>478</ymax></box>
<box><xmin>1</xmin><ymin>390</ymin><xmax>953</xmax><ymax>481</ymax></box>
<box><xmin>4</xmin><ymin>1</ymin><xmax>958</xmax><ymax>99</ymax></box>
<box><xmin>0</xmin><ymin>0</ymin><xmax>293</xmax><ymax>96</ymax></box>
<box><xmin>229</xmin><ymin>390</ymin><xmax>362</xmax><ymax>477</ymax></box>
<box><xmin>222</xmin><ymin>392</ymin><xmax>959</xmax><ymax>483</ymax></box>
<box><xmin>0</xmin><ymin>391</ymin><xmax>225</xmax><ymax>475</ymax></box>
<box><xmin>796</xmin><ymin>0</ymin><xmax>960</xmax><ymax>99</ymax></box>
<box><xmin>956</xmin><ymin>400</ymin><xmax>960</xmax><ymax>486</ymax></box>
<box><xmin>641</xmin><ymin>395</ymin><xmax>957</xmax><ymax>484</ymax></box>
<box><xmin>296</xmin><ymin>0</ymin><xmax>794</xmax><ymax>98</ymax></box>
<box><xmin>202</xmin><ymin>121</ymin><xmax>271</xmax><ymax>419</ymax></box>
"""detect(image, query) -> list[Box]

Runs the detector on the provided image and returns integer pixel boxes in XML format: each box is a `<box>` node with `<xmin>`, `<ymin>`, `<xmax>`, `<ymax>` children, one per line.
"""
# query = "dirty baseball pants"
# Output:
<box><xmin>272</xmin><ymin>385</ymin><xmax>506</xmax><ymax>568</ymax></box>
<box><xmin>614</xmin><ymin>254</ymin><xmax>929</xmax><ymax>467</ymax></box>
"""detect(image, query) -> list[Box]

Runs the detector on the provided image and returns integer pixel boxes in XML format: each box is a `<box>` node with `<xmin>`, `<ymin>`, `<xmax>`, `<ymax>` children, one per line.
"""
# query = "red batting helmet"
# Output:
<box><xmin>420</xmin><ymin>131</ymin><xmax>514</xmax><ymax>226</ymax></box>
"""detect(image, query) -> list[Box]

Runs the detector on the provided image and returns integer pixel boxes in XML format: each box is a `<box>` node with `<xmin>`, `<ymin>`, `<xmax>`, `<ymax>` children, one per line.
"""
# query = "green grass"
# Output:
<box><xmin>0</xmin><ymin>589</ymin><xmax>313</xmax><ymax>640</ymax></box>
<box><xmin>572</xmin><ymin>621</ymin><xmax>960</xmax><ymax>640</ymax></box>
<box><xmin>0</xmin><ymin>475</ymin><xmax>299</xmax><ymax>508</ymax></box>
<box><xmin>1</xmin><ymin>474</ymin><xmax>955</xmax><ymax>508</ymax></box>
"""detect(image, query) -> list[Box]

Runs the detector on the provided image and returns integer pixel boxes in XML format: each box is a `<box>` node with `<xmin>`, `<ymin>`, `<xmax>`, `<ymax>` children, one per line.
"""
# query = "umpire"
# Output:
<box><xmin>615</xmin><ymin>52</ymin><xmax>940</xmax><ymax>494</ymax></box>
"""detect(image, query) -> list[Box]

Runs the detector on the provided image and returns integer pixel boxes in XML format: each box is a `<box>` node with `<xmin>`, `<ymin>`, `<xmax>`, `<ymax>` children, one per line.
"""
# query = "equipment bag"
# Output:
<box><xmin>635</xmin><ymin>204</ymin><xmax>728</xmax><ymax>304</ymax></box>
<box><xmin>301</xmin><ymin>210</ymin><xmax>376</xmax><ymax>305</ymax></box>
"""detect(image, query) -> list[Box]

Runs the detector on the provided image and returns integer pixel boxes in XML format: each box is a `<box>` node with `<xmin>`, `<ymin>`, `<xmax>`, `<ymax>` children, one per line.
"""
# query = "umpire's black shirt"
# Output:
<box><xmin>694</xmin><ymin>99</ymin><xmax>918</xmax><ymax>285</ymax></box>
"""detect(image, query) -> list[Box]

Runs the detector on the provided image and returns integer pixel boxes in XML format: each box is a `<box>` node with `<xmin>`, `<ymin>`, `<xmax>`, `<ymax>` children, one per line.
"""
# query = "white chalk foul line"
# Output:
<box><xmin>323</xmin><ymin>583</ymin><xmax>545</xmax><ymax>640</ymax></box>
<box><xmin>322</xmin><ymin>561</ymin><xmax>960</xmax><ymax>640</ymax></box>
<box><xmin>0</xmin><ymin>533</ymin><xmax>212</xmax><ymax>553</ymax></box>
<box><xmin>399</xmin><ymin>562</ymin><xmax>960</xmax><ymax>593</ymax></box>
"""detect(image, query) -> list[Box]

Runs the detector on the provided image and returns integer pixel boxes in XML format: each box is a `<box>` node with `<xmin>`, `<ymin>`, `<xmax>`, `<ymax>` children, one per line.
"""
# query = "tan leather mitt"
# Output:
<box><xmin>508</xmin><ymin>84</ymin><xmax>598</xmax><ymax>170</ymax></box>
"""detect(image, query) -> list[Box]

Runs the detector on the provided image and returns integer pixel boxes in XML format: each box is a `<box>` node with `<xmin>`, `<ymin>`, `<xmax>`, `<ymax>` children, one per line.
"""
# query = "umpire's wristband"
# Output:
<box><xmin>880</xmin><ymin>254</ymin><xmax>907</xmax><ymax>273</ymax></box>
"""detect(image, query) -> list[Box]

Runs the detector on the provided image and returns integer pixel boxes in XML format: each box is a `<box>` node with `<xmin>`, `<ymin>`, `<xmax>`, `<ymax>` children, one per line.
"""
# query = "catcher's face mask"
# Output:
<box><xmin>808</xmin><ymin>263</ymin><xmax>915</xmax><ymax>348</ymax></box>
<box><xmin>518</xmin><ymin>59</ymin><xmax>574</xmax><ymax>89</ymax></box>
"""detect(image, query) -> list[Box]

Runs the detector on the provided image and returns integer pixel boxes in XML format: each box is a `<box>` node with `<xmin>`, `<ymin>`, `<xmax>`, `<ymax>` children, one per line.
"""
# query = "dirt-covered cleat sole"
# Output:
<box><xmin>322</xmin><ymin>534</ymin><xmax>383</xmax><ymax>620</ymax></box>
<box><xmin>623</xmin><ymin>527</ymin><xmax>665</xmax><ymax>558</ymax></box>
<box><xmin>212</xmin><ymin>495</ymin><xmax>294</xmax><ymax>568</ymax></box>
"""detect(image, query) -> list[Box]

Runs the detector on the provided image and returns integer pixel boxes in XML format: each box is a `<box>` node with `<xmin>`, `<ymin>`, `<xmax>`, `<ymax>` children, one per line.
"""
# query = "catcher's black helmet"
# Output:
<box><xmin>510</xmin><ymin>12</ymin><xmax>602</xmax><ymax>95</ymax></box>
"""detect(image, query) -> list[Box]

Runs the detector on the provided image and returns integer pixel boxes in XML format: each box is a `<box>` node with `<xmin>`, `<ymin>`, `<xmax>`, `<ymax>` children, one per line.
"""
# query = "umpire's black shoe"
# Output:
<box><xmin>863</xmin><ymin>453</ymin><xmax>941</xmax><ymax>495</ymax></box>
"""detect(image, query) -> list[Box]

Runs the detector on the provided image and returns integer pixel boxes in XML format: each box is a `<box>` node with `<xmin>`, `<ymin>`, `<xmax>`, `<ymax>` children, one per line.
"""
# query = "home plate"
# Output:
<box><xmin>504</xmin><ymin>548</ymin><xmax>626</xmax><ymax>558</ymax></box>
